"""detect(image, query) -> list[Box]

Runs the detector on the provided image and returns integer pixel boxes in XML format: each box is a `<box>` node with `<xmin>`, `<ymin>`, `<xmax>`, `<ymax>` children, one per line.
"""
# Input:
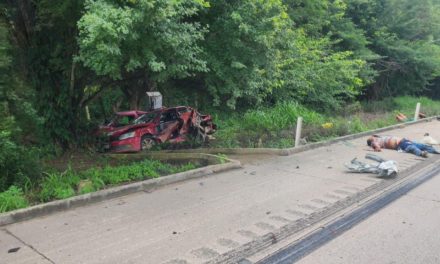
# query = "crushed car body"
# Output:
<box><xmin>99</xmin><ymin>106</ymin><xmax>216</xmax><ymax>153</ymax></box>
<box><xmin>97</xmin><ymin>110</ymin><xmax>148</xmax><ymax>134</ymax></box>
<box><xmin>95</xmin><ymin>110</ymin><xmax>148</xmax><ymax>151</ymax></box>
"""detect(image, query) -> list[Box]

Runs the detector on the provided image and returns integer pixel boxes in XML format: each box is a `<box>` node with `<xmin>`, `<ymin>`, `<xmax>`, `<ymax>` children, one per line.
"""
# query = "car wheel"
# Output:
<box><xmin>141</xmin><ymin>135</ymin><xmax>156</xmax><ymax>151</ymax></box>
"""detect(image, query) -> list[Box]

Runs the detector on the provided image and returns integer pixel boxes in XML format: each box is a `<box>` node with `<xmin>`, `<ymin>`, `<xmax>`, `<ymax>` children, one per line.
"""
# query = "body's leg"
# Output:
<box><xmin>413</xmin><ymin>143</ymin><xmax>440</xmax><ymax>154</ymax></box>
<box><xmin>403</xmin><ymin>144</ymin><xmax>424</xmax><ymax>156</ymax></box>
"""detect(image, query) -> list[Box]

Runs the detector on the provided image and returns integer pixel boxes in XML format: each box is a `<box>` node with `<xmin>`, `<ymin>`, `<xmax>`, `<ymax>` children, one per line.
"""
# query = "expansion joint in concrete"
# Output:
<box><xmin>3</xmin><ymin>228</ymin><xmax>56</xmax><ymax>264</ymax></box>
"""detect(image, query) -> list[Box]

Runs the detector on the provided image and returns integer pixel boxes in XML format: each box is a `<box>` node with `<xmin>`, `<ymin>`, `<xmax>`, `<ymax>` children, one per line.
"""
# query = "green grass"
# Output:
<box><xmin>211</xmin><ymin>96</ymin><xmax>440</xmax><ymax>148</ymax></box>
<box><xmin>0</xmin><ymin>158</ymin><xmax>198</xmax><ymax>213</ymax></box>
<box><xmin>39</xmin><ymin>171</ymin><xmax>80</xmax><ymax>202</ymax></box>
<box><xmin>2</xmin><ymin>96</ymin><xmax>439</xmax><ymax>213</ymax></box>
<box><xmin>38</xmin><ymin>159</ymin><xmax>197</xmax><ymax>202</ymax></box>
<box><xmin>394</xmin><ymin>96</ymin><xmax>440</xmax><ymax>116</ymax></box>
<box><xmin>363</xmin><ymin>96</ymin><xmax>440</xmax><ymax>116</ymax></box>
<box><xmin>213</xmin><ymin>102</ymin><xmax>325</xmax><ymax>148</ymax></box>
<box><xmin>216</xmin><ymin>153</ymin><xmax>228</xmax><ymax>164</ymax></box>
<box><xmin>0</xmin><ymin>186</ymin><xmax>29</xmax><ymax>213</ymax></box>
<box><xmin>82</xmin><ymin>159</ymin><xmax>195</xmax><ymax>189</ymax></box>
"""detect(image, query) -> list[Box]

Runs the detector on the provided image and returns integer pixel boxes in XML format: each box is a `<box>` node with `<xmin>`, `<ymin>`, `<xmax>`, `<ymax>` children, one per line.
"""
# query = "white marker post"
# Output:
<box><xmin>414</xmin><ymin>102</ymin><xmax>421</xmax><ymax>121</ymax></box>
<box><xmin>295</xmin><ymin>117</ymin><xmax>303</xmax><ymax>148</ymax></box>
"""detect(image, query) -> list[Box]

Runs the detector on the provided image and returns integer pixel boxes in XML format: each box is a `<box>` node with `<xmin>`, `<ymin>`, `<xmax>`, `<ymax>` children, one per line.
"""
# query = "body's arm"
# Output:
<box><xmin>371</xmin><ymin>142</ymin><xmax>382</xmax><ymax>152</ymax></box>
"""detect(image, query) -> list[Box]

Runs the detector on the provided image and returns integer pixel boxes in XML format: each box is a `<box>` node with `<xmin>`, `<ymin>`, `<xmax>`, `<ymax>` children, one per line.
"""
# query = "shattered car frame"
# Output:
<box><xmin>95</xmin><ymin>110</ymin><xmax>148</xmax><ymax>151</ymax></box>
<box><xmin>98</xmin><ymin>110</ymin><xmax>148</xmax><ymax>133</ymax></box>
<box><xmin>102</xmin><ymin>106</ymin><xmax>216</xmax><ymax>153</ymax></box>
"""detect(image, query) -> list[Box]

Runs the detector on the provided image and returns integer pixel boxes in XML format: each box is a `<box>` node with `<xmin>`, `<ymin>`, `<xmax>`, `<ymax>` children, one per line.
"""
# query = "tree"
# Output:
<box><xmin>0</xmin><ymin>13</ymin><xmax>41</xmax><ymax>191</ymax></box>
<box><xmin>77</xmin><ymin>0</ymin><xmax>209</xmax><ymax>109</ymax></box>
<box><xmin>199</xmin><ymin>0</ymin><xmax>293</xmax><ymax>108</ymax></box>
<box><xmin>283</xmin><ymin>0</ymin><xmax>332</xmax><ymax>35</ymax></box>
<box><xmin>5</xmin><ymin>0</ymin><xmax>124</xmax><ymax>147</ymax></box>
<box><xmin>346</xmin><ymin>0</ymin><xmax>440</xmax><ymax>98</ymax></box>
<box><xmin>271</xmin><ymin>31</ymin><xmax>367</xmax><ymax>111</ymax></box>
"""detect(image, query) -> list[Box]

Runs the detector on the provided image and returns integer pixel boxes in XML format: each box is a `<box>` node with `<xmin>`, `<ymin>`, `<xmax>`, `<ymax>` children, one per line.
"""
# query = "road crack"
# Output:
<box><xmin>2</xmin><ymin>228</ymin><xmax>56</xmax><ymax>264</ymax></box>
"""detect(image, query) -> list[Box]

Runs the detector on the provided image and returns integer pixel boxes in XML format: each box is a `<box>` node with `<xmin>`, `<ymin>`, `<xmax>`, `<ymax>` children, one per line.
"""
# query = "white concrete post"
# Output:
<box><xmin>295</xmin><ymin>117</ymin><xmax>303</xmax><ymax>147</ymax></box>
<box><xmin>414</xmin><ymin>102</ymin><xmax>421</xmax><ymax>121</ymax></box>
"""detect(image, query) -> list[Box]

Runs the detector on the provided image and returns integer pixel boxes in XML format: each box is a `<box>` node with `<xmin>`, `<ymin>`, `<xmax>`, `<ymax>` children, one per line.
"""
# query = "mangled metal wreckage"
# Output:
<box><xmin>345</xmin><ymin>153</ymin><xmax>398</xmax><ymax>177</ymax></box>
<box><xmin>97</xmin><ymin>92</ymin><xmax>216</xmax><ymax>153</ymax></box>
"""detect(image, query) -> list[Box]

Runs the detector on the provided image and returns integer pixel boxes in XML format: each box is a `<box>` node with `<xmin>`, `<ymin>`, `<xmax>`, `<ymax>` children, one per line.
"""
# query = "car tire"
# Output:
<box><xmin>140</xmin><ymin>135</ymin><xmax>156</xmax><ymax>151</ymax></box>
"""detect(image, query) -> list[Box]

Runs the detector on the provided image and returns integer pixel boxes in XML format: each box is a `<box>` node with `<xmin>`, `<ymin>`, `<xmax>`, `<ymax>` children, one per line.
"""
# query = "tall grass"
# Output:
<box><xmin>363</xmin><ymin>96</ymin><xmax>440</xmax><ymax>116</ymax></box>
<box><xmin>393</xmin><ymin>96</ymin><xmax>440</xmax><ymax>116</ymax></box>
<box><xmin>214</xmin><ymin>102</ymin><xmax>325</xmax><ymax>148</ymax></box>
<box><xmin>38</xmin><ymin>160</ymin><xmax>197</xmax><ymax>202</ymax></box>
<box><xmin>0</xmin><ymin>159</ymin><xmax>198</xmax><ymax>212</ymax></box>
<box><xmin>0</xmin><ymin>186</ymin><xmax>29</xmax><ymax>213</ymax></box>
<box><xmin>212</xmin><ymin>96</ymin><xmax>440</xmax><ymax>148</ymax></box>
<box><xmin>39</xmin><ymin>170</ymin><xmax>80</xmax><ymax>202</ymax></box>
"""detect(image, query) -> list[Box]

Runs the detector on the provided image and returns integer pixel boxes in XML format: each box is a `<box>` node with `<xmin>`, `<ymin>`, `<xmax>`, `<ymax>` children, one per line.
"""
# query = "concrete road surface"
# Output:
<box><xmin>1</xmin><ymin>119</ymin><xmax>440</xmax><ymax>264</ymax></box>
<box><xmin>298</xmin><ymin>162</ymin><xmax>440</xmax><ymax>264</ymax></box>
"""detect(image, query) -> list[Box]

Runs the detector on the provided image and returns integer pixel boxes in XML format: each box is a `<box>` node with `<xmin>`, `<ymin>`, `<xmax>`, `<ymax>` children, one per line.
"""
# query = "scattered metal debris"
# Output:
<box><xmin>96</xmin><ymin>106</ymin><xmax>216</xmax><ymax>152</ymax></box>
<box><xmin>345</xmin><ymin>153</ymin><xmax>398</xmax><ymax>177</ymax></box>
<box><xmin>8</xmin><ymin>247</ymin><xmax>20</xmax><ymax>253</ymax></box>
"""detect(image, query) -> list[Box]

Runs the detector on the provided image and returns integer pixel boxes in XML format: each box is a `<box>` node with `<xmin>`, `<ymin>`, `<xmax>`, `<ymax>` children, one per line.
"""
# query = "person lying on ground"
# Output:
<box><xmin>366</xmin><ymin>135</ymin><xmax>440</xmax><ymax>158</ymax></box>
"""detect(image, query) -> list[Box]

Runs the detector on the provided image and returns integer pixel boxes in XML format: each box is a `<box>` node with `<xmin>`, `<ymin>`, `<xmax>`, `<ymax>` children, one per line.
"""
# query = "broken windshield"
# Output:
<box><xmin>134</xmin><ymin>112</ymin><xmax>159</xmax><ymax>124</ymax></box>
<box><xmin>108</xmin><ymin>114</ymin><xmax>136</xmax><ymax>127</ymax></box>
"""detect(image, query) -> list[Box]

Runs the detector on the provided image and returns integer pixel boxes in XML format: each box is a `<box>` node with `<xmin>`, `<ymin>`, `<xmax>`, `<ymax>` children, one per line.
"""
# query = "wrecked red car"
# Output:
<box><xmin>97</xmin><ymin>110</ymin><xmax>148</xmax><ymax>134</ymax></box>
<box><xmin>103</xmin><ymin>106</ymin><xmax>216</xmax><ymax>153</ymax></box>
<box><xmin>95</xmin><ymin>110</ymin><xmax>149</xmax><ymax>152</ymax></box>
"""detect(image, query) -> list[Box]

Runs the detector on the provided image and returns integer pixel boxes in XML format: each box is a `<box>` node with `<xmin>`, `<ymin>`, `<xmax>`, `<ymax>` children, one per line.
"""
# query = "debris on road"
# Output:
<box><xmin>395</xmin><ymin>112</ymin><xmax>426</xmax><ymax>122</ymax></box>
<box><xmin>8</xmin><ymin>247</ymin><xmax>20</xmax><ymax>253</ymax></box>
<box><xmin>395</xmin><ymin>113</ymin><xmax>407</xmax><ymax>122</ymax></box>
<box><xmin>322</xmin><ymin>122</ymin><xmax>334</xmax><ymax>129</ymax></box>
<box><xmin>421</xmin><ymin>133</ymin><xmax>439</xmax><ymax>145</ymax></box>
<box><xmin>345</xmin><ymin>154</ymin><xmax>398</xmax><ymax>177</ymax></box>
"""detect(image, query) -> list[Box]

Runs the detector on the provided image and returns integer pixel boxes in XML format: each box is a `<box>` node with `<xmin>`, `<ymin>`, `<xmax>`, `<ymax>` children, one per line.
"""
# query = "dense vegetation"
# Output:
<box><xmin>2</xmin><ymin>0</ymin><xmax>440</xmax><ymax>206</ymax></box>
<box><xmin>212</xmin><ymin>96</ymin><xmax>440</xmax><ymax>148</ymax></box>
<box><xmin>0</xmin><ymin>158</ymin><xmax>196</xmax><ymax>213</ymax></box>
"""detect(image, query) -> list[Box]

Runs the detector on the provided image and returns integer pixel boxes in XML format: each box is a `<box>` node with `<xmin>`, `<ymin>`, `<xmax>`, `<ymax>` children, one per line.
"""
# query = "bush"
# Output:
<box><xmin>37</xmin><ymin>159</ymin><xmax>197</xmax><ymax>202</ymax></box>
<box><xmin>0</xmin><ymin>186</ymin><xmax>29</xmax><ymax>213</ymax></box>
<box><xmin>39</xmin><ymin>169</ymin><xmax>81</xmax><ymax>202</ymax></box>
<box><xmin>0</xmin><ymin>130</ymin><xmax>42</xmax><ymax>192</ymax></box>
<box><xmin>82</xmin><ymin>160</ymin><xmax>196</xmax><ymax>187</ymax></box>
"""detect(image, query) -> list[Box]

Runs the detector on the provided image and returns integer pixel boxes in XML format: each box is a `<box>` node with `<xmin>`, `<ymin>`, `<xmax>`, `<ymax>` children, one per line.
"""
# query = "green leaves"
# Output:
<box><xmin>0</xmin><ymin>19</ymin><xmax>42</xmax><ymax>192</ymax></box>
<box><xmin>37</xmin><ymin>159</ymin><xmax>197</xmax><ymax>203</ymax></box>
<box><xmin>5</xmin><ymin>0</ymin><xmax>440</xmax><ymax>156</ymax></box>
<box><xmin>78</xmin><ymin>0</ymin><xmax>208</xmax><ymax>81</ymax></box>
<box><xmin>346</xmin><ymin>0</ymin><xmax>440</xmax><ymax>98</ymax></box>
<box><xmin>78</xmin><ymin>0</ymin><xmax>133</xmax><ymax>78</ymax></box>
<box><xmin>201</xmin><ymin>0</ymin><xmax>292</xmax><ymax>108</ymax></box>
<box><xmin>0</xmin><ymin>186</ymin><xmax>29</xmax><ymax>213</ymax></box>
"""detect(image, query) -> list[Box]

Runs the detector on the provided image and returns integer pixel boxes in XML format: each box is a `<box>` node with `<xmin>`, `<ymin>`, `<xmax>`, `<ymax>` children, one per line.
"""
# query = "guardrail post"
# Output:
<box><xmin>414</xmin><ymin>102</ymin><xmax>421</xmax><ymax>121</ymax></box>
<box><xmin>295</xmin><ymin>117</ymin><xmax>303</xmax><ymax>147</ymax></box>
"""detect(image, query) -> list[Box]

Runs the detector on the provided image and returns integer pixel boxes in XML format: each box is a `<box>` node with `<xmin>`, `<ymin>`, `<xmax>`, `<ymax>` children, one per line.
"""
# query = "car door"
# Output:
<box><xmin>157</xmin><ymin>110</ymin><xmax>180</xmax><ymax>142</ymax></box>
